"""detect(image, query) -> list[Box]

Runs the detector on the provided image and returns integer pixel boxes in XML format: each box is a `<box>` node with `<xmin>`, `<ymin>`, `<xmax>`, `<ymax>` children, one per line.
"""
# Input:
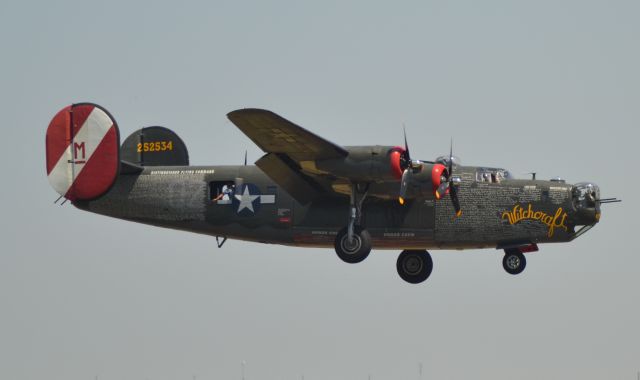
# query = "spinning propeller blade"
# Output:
<box><xmin>403</xmin><ymin>124</ymin><xmax>410</xmax><ymax>160</ymax></box>
<box><xmin>435</xmin><ymin>180</ymin><xmax>448</xmax><ymax>200</ymax></box>
<box><xmin>399</xmin><ymin>168</ymin><xmax>410</xmax><ymax>205</ymax></box>
<box><xmin>447</xmin><ymin>139</ymin><xmax>462</xmax><ymax>217</ymax></box>
<box><xmin>398</xmin><ymin>125</ymin><xmax>413</xmax><ymax>204</ymax></box>
<box><xmin>450</xmin><ymin>181</ymin><xmax>462</xmax><ymax>217</ymax></box>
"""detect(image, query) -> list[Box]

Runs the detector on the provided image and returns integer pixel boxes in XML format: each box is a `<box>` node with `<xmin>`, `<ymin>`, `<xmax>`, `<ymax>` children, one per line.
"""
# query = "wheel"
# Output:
<box><xmin>334</xmin><ymin>226</ymin><xmax>372</xmax><ymax>264</ymax></box>
<box><xmin>396</xmin><ymin>250</ymin><xmax>433</xmax><ymax>284</ymax></box>
<box><xmin>503</xmin><ymin>249</ymin><xmax>526</xmax><ymax>275</ymax></box>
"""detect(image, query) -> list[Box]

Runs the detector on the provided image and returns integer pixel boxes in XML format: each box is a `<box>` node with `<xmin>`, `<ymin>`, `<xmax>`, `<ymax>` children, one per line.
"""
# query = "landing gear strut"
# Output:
<box><xmin>396</xmin><ymin>250</ymin><xmax>433</xmax><ymax>284</ymax></box>
<box><xmin>334</xmin><ymin>183</ymin><xmax>371</xmax><ymax>264</ymax></box>
<box><xmin>335</xmin><ymin>226</ymin><xmax>371</xmax><ymax>263</ymax></box>
<box><xmin>502</xmin><ymin>249</ymin><xmax>526</xmax><ymax>275</ymax></box>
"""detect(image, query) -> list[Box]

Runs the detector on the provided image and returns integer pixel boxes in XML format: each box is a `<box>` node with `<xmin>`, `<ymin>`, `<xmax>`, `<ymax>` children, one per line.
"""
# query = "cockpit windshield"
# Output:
<box><xmin>476</xmin><ymin>168</ymin><xmax>513</xmax><ymax>183</ymax></box>
<box><xmin>434</xmin><ymin>155</ymin><xmax>461</xmax><ymax>168</ymax></box>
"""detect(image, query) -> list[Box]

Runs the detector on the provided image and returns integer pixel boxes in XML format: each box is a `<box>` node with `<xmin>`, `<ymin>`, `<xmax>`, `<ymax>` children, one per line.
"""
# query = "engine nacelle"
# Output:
<box><xmin>402</xmin><ymin>162</ymin><xmax>449</xmax><ymax>199</ymax></box>
<box><xmin>310</xmin><ymin>146</ymin><xmax>409</xmax><ymax>183</ymax></box>
<box><xmin>304</xmin><ymin>146</ymin><xmax>451</xmax><ymax>200</ymax></box>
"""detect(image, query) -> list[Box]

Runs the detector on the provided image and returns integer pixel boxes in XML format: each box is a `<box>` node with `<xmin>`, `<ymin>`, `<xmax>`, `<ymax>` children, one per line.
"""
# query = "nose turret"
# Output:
<box><xmin>571</xmin><ymin>182</ymin><xmax>601</xmax><ymax>225</ymax></box>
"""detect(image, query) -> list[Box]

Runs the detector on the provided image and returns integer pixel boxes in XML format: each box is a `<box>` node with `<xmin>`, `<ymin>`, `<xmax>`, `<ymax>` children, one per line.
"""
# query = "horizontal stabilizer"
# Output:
<box><xmin>120</xmin><ymin>160</ymin><xmax>144</xmax><ymax>175</ymax></box>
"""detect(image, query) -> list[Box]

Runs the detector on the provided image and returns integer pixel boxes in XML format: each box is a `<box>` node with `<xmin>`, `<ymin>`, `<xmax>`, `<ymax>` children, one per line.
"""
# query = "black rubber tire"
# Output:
<box><xmin>503</xmin><ymin>249</ymin><xmax>526</xmax><ymax>275</ymax></box>
<box><xmin>334</xmin><ymin>226</ymin><xmax>372</xmax><ymax>264</ymax></box>
<box><xmin>396</xmin><ymin>250</ymin><xmax>433</xmax><ymax>284</ymax></box>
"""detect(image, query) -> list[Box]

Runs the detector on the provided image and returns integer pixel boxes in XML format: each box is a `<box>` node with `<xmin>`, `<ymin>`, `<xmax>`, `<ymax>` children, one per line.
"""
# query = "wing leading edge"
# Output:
<box><xmin>228</xmin><ymin>109</ymin><xmax>349</xmax><ymax>204</ymax></box>
<box><xmin>227</xmin><ymin>109</ymin><xmax>406</xmax><ymax>205</ymax></box>
<box><xmin>227</xmin><ymin>109</ymin><xmax>348</xmax><ymax>161</ymax></box>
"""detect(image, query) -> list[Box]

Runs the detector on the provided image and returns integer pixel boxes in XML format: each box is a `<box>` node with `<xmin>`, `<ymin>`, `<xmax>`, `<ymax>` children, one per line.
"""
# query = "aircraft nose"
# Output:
<box><xmin>571</xmin><ymin>182</ymin><xmax>601</xmax><ymax>225</ymax></box>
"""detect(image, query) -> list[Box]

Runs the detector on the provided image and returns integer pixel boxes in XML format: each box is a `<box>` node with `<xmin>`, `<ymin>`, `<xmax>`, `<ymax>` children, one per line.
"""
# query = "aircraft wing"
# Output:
<box><xmin>227</xmin><ymin>109</ymin><xmax>348</xmax><ymax>161</ymax></box>
<box><xmin>227</xmin><ymin>108</ymin><xmax>348</xmax><ymax>204</ymax></box>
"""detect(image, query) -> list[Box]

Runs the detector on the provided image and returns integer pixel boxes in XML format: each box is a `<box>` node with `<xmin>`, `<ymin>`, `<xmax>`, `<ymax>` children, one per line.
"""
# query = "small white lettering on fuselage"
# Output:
<box><xmin>149</xmin><ymin>169</ymin><xmax>216</xmax><ymax>175</ymax></box>
<box><xmin>383</xmin><ymin>232</ymin><xmax>416</xmax><ymax>238</ymax></box>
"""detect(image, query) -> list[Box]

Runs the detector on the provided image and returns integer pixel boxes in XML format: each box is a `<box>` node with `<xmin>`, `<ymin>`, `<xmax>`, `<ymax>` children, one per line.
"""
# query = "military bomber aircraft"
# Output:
<box><xmin>45</xmin><ymin>103</ymin><xmax>619</xmax><ymax>284</ymax></box>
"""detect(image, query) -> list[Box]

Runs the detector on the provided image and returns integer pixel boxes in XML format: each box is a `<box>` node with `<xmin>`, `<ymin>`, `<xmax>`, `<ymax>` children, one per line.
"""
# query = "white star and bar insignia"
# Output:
<box><xmin>233</xmin><ymin>184</ymin><xmax>276</xmax><ymax>214</ymax></box>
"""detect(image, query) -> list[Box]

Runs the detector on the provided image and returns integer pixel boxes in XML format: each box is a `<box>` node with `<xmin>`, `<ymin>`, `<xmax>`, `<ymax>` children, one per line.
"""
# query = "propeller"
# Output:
<box><xmin>398</xmin><ymin>127</ymin><xmax>420</xmax><ymax>205</ymax></box>
<box><xmin>400</xmin><ymin>124</ymin><xmax>412</xmax><ymax>170</ymax></box>
<box><xmin>396</xmin><ymin>131</ymin><xmax>462</xmax><ymax>217</ymax></box>
<box><xmin>399</xmin><ymin>168</ymin><xmax>410</xmax><ymax>205</ymax></box>
<box><xmin>435</xmin><ymin>140</ymin><xmax>462</xmax><ymax>217</ymax></box>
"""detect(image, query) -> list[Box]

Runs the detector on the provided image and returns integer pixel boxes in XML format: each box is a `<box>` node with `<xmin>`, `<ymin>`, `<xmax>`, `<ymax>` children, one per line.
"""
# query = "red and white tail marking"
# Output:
<box><xmin>46</xmin><ymin>104</ymin><xmax>120</xmax><ymax>201</ymax></box>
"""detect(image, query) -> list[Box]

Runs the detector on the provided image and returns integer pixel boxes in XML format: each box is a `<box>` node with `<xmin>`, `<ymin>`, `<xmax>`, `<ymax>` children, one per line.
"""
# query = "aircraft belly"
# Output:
<box><xmin>290</xmin><ymin>197</ymin><xmax>435</xmax><ymax>249</ymax></box>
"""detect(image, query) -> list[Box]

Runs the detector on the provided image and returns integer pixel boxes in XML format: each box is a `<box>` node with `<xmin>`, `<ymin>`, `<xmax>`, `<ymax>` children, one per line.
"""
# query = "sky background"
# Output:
<box><xmin>1</xmin><ymin>1</ymin><xmax>638</xmax><ymax>379</ymax></box>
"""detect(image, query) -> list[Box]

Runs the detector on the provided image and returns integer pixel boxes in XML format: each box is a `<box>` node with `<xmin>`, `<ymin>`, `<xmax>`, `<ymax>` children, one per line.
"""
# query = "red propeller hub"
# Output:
<box><xmin>389</xmin><ymin>146</ymin><xmax>406</xmax><ymax>180</ymax></box>
<box><xmin>432</xmin><ymin>163</ymin><xmax>449</xmax><ymax>198</ymax></box>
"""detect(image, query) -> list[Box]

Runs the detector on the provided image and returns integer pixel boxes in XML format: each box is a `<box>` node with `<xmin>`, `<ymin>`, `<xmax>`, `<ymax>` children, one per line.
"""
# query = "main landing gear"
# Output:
<box><xmin>333</xmin><ymin>182</ymin><xmax>529</xmax><ymax>282</ymax></box>
<box><xmin>335</xmin><ymin>226</ymin><xmax>371</xmax><ymax>263</ymax></box>
<box><xmin>332</xmin><ymin>183</ymin><xmax>434</xmax><ymax>284</ymax></box>
<box><xmin>334</xmin><ymin>183</ymin><xmax>372</xmax><ymax>264</ymax></box>
<box><xmin>396</xmin><ymin>250</ymin><xmax>433</xmax><ymax>284</ymax></box>
<box><xmin>502</xmin><ymin>248</ymin><xmax>526</xmax><ymax>275</ymax></box>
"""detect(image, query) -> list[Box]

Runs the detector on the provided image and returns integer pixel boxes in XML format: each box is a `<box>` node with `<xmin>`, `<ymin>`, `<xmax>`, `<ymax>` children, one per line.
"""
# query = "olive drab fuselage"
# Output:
<box><xmin>75</xmin><ymin>163</ymin><xmax>597</xmax><ymax>250</ymax></box>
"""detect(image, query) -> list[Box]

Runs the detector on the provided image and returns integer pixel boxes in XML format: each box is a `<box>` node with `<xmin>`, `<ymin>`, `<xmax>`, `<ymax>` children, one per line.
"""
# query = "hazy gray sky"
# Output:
<box><xmin>1</xmin><ymin>1</ymin><xmax>638</xmax><ymax>379</ymax></box>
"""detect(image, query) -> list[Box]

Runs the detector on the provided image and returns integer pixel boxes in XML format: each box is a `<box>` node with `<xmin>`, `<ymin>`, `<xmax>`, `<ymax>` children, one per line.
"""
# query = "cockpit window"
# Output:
<box><xmin>476</xmin><ymin>168</ymin><xmax>513</xmax><ymax>183</ymax></box>
<box><xmin>435</xmin><ymin>155</ymin><xmax>461</xmax><ymax>168</ymax></box>
<box><xmin>572</xmin><ymin>182</ymin><xmax>600</xmax><ymax>208</ymax></box>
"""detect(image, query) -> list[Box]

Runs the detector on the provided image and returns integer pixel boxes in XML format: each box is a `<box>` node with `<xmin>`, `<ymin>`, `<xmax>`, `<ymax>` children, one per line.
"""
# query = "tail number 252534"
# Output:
<box><xmin>137</xmin><ymin>141</ymin><xmax>174</xmax><ymax>153</ymax></box>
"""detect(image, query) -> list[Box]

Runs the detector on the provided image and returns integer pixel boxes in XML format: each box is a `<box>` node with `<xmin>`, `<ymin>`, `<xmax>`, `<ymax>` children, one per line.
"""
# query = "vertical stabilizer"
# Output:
<box><xmin>45</xmin><ymin>103</ymin><xmax>120</xmax><ymax>201</ymax></box>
